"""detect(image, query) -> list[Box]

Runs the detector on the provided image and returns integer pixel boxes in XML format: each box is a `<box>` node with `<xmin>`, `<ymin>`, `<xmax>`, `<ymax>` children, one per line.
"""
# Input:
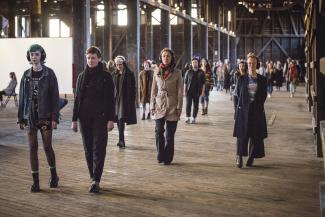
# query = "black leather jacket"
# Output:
<box><xmin>18</xmin><ymin>66</ymin><xmax>60</xmax><ymax>124</ymax></box>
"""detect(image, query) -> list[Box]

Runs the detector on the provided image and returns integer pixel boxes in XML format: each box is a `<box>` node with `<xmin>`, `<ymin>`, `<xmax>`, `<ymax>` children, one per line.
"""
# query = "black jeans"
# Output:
<box><xmin>155</xmin><ymin>118</ymin><xmax>178</xmax><ymax>163</ymax></box>
<box><xmin>186</xmin><ymin>93</ymin><xmax>200</xmax><ymax>118</ymax></box>
<box><xmin>79</xmin><ymin>116</ymin><xmax>108</xmax><ymax>182</ymax></box>
<box><xmin>117</xmin><ymin>119</ymin><xmax>126</xmax><ymax>142</ymax></box>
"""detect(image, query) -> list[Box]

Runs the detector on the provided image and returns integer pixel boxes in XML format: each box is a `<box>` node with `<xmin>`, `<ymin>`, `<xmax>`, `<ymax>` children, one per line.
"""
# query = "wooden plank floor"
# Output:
<box><xmin>0</xmin><ymin>85</ymin><xmax>323</xmax><ymax>217</ymax></box>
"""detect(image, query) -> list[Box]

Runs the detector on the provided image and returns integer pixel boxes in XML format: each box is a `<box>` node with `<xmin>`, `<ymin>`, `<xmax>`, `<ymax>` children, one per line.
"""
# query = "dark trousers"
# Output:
<box><xmin>117</xmin><ymin>119</ymin><xmax>125</xmax><ymax>142</ymax></box>
<box><xmin>236</xmin><ymin>137</ymin><xmax>265</xmax><ymax>158</ymax></box>
<box><xmin>236</xmin><ymin>102</ymin><xmax>265</xmax><ymax>158</ymax></box>
<box><xmin>79</xmin><ymin>116</ymin><xmax>108</xmax><ymax>182</ymax></box>
<box><xmin>186</xmin><ymin>94</ymin><xmax>199</xmax><ymax>118</ymax></box>
<box><xmin>155</xmin><ymin>118</ymin><xmax>178</xmax><ymax>163</ymax></box>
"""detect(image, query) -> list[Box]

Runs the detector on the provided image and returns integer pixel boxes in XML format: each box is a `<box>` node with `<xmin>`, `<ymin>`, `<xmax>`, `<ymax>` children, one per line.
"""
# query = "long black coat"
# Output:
<box><xmin>112</xmin><ymin>67</ymin><xmax>137</xmax><ymax>125</ymax></box>
<box><xmin>233</xmin><ymin>74</ymin><xmax>268</xmax><ymax>139</ymax></box>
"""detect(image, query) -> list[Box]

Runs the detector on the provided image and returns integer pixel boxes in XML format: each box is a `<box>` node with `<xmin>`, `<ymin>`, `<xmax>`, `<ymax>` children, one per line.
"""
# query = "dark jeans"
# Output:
<box><xmin>117</xmin><ymin>119</ymin><xmax>125</xmax><ymax>142</ymax></box>
<box><xmin>155</xmin><ymin>118</ymin><xmax>178</xmax><ymax>163</ymax></box>
<box><xmin>79</xmin><ymin>116</ymin><xmax>108</xmax><ymax>182</ymax></box>
<box><xmin>186</xmin><ymin>93</ymin><xmax>199</xmax><ymax>118</ymax></box>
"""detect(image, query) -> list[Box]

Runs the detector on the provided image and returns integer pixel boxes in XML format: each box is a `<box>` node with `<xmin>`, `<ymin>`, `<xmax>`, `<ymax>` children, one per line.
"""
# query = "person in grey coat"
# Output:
<box><xmin>233</xmin><ymin>52</ymin><xmax>267</xmax><ymax>168</ymax></box>
<box><xmin>112</xmin><ymin>55</ymin><xmax>137</xmax><ymax>149</ymax></box>
<box><xmin>0</xmin><ymin>72</ymin><xmax>17</xmax><ymax>106</ymax></box>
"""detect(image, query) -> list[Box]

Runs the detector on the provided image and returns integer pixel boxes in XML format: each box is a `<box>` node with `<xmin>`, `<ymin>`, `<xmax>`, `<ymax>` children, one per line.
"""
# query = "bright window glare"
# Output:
<box><xmin>170</xmin><ymin>14</ymin><xmax>177</xmax><ymax>25</ymax></box>
<box><xmin>97</xmin><ymin>10</ymin><xmax>105</xmax><ymax>26</ymax></box>
<box><xmin>60</xmin><ymin>21</ymin><xmax>70</xmax><ymax>37</ymax></box>
<box><xmin>118</xmin><ymin>4</ymin><xmax>127</xmax><ymax>26</ymax></box>
<box><xmin>191</xmin><ymin>8</ymin><xmax>197</xmax><ymax>25</ymax></box>
<box><xmin>152</xmin><ymin>9</ymin><xmax>161</xmax><ymax>25</ymax></box>
<box><xmin>49</xmin><ymin>19</ymin><xmax>60</xmax><ymax>37</ymax></box>
<box><xmin>97</xmin><ymin>4</ymin><xmax>104</xmax><ymax>10</ymax></box>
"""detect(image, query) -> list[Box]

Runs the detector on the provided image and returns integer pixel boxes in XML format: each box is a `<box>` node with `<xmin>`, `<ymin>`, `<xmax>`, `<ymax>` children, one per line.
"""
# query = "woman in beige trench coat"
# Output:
<box><xmin>150</xmin><ymin>48</ymin><xmax>183</xmax><ymax>165</ymax></box>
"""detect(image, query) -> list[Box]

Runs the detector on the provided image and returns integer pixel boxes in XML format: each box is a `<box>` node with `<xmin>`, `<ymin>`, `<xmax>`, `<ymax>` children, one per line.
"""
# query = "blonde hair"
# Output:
<box><xmin>247</xmin><ymin>52</ymin><xmax>257</xmax><ymax>61</ymax></box>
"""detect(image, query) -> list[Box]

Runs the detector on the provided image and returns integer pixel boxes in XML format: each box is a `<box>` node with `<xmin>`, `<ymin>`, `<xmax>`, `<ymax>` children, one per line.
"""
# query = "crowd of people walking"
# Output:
<box><xmin>7</xmin><ymin>43</ymin><xmax>304</xmax><ymax>194</ymax></box>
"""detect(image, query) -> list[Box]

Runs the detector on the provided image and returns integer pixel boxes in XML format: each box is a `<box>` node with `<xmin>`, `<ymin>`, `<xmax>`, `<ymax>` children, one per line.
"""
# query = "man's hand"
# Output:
<box><xmin>52</xmin><ymin>121</ymin><xmax>58</xmax><ymax>129</ymax></box>
<box><xmin>71</xmin><ymin>121</ymin><xmax>78</xmax><ymax>132</ymax></box>
<box><xmin>107</xmin><ymin>121</ymin><xmax>114</xmax><ymax>132</ymax></box>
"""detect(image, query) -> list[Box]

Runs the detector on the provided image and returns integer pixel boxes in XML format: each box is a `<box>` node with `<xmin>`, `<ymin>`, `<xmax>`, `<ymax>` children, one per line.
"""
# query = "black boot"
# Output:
<box><xmin>141</xmin><ymin>113</ymin><xmax>145</xmax><ymax>120</ymax></box>
<box><xmin>236</xmin><ymin>156</ymin><xmax>243</xmax><ymax>168</ymax></box>
<box><xmin>31</xmin><ymin>172</ymin><xmax>40</xmax><ymax>192</ymax></box>
<box><xmin>119</xmin><ymin>140</ymin><xmax>126</xmax><ymax>149</ymax></box>
<box><xmin>147</xmin><ymin>113</ymin><xmax>151</xmax><ymax>119</ymax></box>
<box><xmin>246</xmin><ymin>157</ymin><xmax>254</xmax><ymax>167</ymax></box>
<box><xmin>49</xmin><ymin>167</ymin><xmax>59</xmax><ymax>188</ymax></box>
<box><xmin>89</xmin><ymin>182</ymin><xmax>100</xmax><ymax>193</ymax></box>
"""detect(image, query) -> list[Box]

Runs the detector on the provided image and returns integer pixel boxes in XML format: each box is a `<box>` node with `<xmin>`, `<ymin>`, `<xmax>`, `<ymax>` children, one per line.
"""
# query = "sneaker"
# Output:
<box><xmin>185</xmin><ymin>117</ymin><xmax>190</xmax><ymax>124</ymax></box>
<box><xmin>190</xmin><ymin>118</ymin><xmax>196</xmax><ymax>124</ymax></box>
<box><xmin>49</xmin><ymin>176</ymin><xmax>59</xmax><ymax>188</ymax></box>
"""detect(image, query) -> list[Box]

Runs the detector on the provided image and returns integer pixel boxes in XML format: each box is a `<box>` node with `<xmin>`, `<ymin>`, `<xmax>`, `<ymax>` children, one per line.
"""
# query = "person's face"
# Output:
<box><xmin>239</xmin><ymin>63</ymin><xmax>245</xmax><ymax>72</ymax></box>
<box><xmin>86</xmin><ymin>53</ymin><xmax>100</xmax><ymax>68</ymax></box>
<box><xmin>30</xmin><ymin>51</ymin><xmax>42</xmax><ymax>65</ymax></box>
<box><xmin>144</xmin><ymin>62</ymin><xmax>150</xmax><ymax>70</ymax></box>
<box><xmin>202</xmin><ymin>59</ymin><xmax>207</xmax><ymax>66</ymax></box>
<box><xmin>116</xmin><ymin>62</ymin><xmax>124</xmax><ymax>71</ymax></box>
<box><xmin>162</xmin><ymin>51</ymin><xmax>172</xmax><ymax>65</ymax></box>
<box><xmin>191</xmin><ymin>59</ymin><xmax>199</xmax><ymax>69</ymax></box>
<box><xmin>247</xmin><ymin>57</ymin><xmax>257</xmax><ymax>73</ymax></box>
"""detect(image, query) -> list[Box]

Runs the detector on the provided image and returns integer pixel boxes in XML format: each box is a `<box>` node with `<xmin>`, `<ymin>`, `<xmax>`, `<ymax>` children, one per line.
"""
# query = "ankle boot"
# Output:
<box><xmin>141</xmin><ymin>113</ymin><xmax>145</xmax><ymax>120</ymax></box>
<box><xmin>147</xmin><ymin>113</ymin><xmax>151</xmax><ymax>119</ymax></box>
<box><xmin>31</xmin><ymin>172</ymin><xmax>40</xmax><ymax>192</ymax></box>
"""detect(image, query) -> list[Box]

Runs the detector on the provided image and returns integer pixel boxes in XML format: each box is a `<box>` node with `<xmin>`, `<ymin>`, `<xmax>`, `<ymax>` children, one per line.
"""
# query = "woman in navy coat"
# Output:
<box><xmin>233</xmin><ymin>52</ymin><xmax>268</xmax><ymax>168</ymax></box>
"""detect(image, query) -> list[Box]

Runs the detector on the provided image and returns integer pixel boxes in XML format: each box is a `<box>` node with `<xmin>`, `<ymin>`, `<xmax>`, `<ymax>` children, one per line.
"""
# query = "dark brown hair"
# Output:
<box><xmin>86</xmin><ymin>46</ymin><xmax>102</xmax><ymax>59</ymax></box>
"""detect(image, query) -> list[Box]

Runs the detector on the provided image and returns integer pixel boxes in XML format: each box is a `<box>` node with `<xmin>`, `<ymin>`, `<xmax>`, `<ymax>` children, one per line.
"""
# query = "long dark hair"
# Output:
<box><xmin>9</xmin><ymin>72</ymin><xmax>17</xmax><ymax>81</ymax></box>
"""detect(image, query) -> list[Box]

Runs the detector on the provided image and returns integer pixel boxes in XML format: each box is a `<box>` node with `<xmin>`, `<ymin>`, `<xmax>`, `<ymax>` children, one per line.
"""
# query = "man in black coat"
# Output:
<box><xmin>71</xmin><ymin>46</ymin><xmax>115</xmax><ymax>193</ymax></box>
<box><xmin>112</xmin><ymin>55</ymin><xmax>137</xmax><ymax>149</ymax></box>
<box><xmin>184</xmin><ymin>56</ymin><xmax>205</xmax><ymax>124</ymax></box>
<box><xmin>233</xmin><ymin>52</ymin><xmax>267</xmax><ymax>168</ymax></box>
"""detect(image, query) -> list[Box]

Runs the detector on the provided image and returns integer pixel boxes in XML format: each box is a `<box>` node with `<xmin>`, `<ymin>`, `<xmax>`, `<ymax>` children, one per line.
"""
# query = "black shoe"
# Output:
<box><xmin>141</xmin><ymin>113</ymin><xmax>145</xmax><ymax>120</ymax></box>
<box><xmin>246</xmin><ymin>157</ymin><xmax>254</xmax><ymax>167</ymax></box>
<box><xmin>119</xmin><ymin>141</ymin><xmax>125</xmax><ymax>149</ymax></box>
<box><xmin>236</xmin><ymin>156</ymin><xmax>243</xmax><ymax>168</ymax></box>
<box><xmin>158</xmin><ymin>160</ymin><xmax>164</xmax><ymax>164</ymax></box>
<box><xmin>89</xmin><ymin>183</ymin><xmax>100</xmax><ymax>193</ymax></box>
<box><xmin>147</xmin><ymin>113</ymin><xmax>151</xmax><ymax>119</ymax></box>
<box><xmin>49</xmin><ymin>176</ymin><xmax>59</xmax><ymax>188</ymax></box>
<box><xmin>31</xmin><ymin>183</ymin><xmax>40</xmax><ymax>192</ymax></box>
<box><xmin>164</xmin><ymin>161</ymin><xmax>171</xmax><ymax>165</ymax></box>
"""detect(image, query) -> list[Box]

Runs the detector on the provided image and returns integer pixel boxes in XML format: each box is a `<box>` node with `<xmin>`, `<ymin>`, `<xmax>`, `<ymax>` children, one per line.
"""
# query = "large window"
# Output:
<box><xmin>151</xmin><ymin>9</ymin><xmax>178</xmax><ymax>25</ymax></box>
<box><xmin>49</xmin><ymin>19</ymin><xmax>70</xmax><ymax>37</ymax></box>
<box><xmin>118</xmin><ymin>4</ymin><xmax>127</xmax><ymax>26</ymax></box>
<box><xmin>96</xmin><ymin>4</ymin><xmax>105</xmax><ymax>26</ymax></box>
<box><xmin>191</xmin><ymin>3</ymin><xmax>197</xmax><ymax>25</ymax></box>
<box><xmin>15</xmin><ymin>16</ymin><xmax>27</xmax><ymax>37</ymax></box>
